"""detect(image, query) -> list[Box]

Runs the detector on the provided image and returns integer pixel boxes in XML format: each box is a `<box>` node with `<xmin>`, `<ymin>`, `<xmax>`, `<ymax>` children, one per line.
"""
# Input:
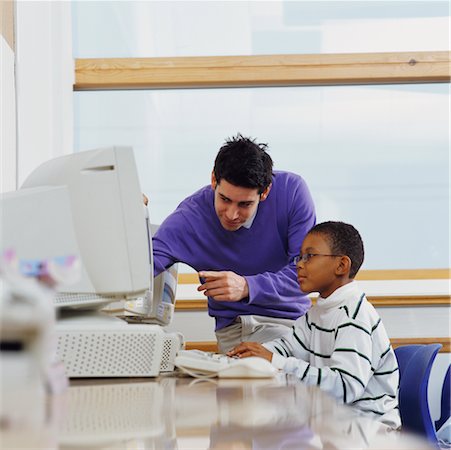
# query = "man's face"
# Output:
<box><xmin>212</xmin><ymin>175</ymin><xmax>270</xmax><ymax>231</ymax></box>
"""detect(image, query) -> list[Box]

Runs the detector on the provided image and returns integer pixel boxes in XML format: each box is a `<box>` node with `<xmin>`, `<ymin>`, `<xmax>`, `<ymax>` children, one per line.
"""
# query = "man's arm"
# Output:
<box><xmin>197</xmin><ymin>270</ymin><xmax>248</xmax><ymax>301</ymax></box>
<box><xmin>143</xmin><ymin>192</ymin><xmax>177</xmax><ymax>276</ymax></box>
<box><xmin>152</xmin><ymin>209</ymin><xmax>192</xmax><ymax>277</ymax></box>
<box><xmin>245</xmin><ymin>264</ymin><xmax>303</xmax><ymax>306</ymax></box>
<box><xmin>152</xmin><ymin>239</ymin><xmax>177</xmax><ymax>277</ymax></box>
<box><xmin>245</xmin><ymin>175</ymin><xmax>315</xmax><ymax>307</ymax></box>
<box><xmin>196</xmin><ymin>266</ymin><xmax>300</xmax><ymax>306</ymax></box>
<box><xmin>198</xmin><ymin>175</ymin><xmax>315</xmax><ymax>305</ymax></box>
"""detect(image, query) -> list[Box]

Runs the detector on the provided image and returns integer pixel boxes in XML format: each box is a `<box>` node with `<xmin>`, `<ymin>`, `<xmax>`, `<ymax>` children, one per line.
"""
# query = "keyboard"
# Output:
<box><xmin>174</xmin><ymin>349</ymin><xmax>277</xmax><ymax>378</ymax></box>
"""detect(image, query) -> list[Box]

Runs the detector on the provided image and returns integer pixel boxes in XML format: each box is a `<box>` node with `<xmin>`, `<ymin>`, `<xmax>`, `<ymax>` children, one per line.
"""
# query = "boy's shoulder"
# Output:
<box><xmin>341</xmin><ymin>294</ymin><xmax>384</xmax><ymax>338</ymax></box>
<box><xmin>313</xmin><ymin>283</ymin><xmax>381</xmax><ymax>328</ymax></box>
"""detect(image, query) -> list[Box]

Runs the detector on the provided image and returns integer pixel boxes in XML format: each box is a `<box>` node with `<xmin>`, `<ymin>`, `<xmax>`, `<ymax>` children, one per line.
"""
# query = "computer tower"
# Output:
<box><xmin>160</xmin><ymin>332</ymin><xmax>184</xmax><ymax>373</ymax></box>
<box><xmin>55</xmin><ymin>312</ymin><xmax>164</xmax><ymax>377</ymax></box>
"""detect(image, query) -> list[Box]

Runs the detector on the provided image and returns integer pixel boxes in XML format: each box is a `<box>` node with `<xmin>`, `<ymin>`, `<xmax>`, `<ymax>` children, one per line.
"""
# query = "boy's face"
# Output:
<box><xmin>296</xmin><ymin>232</ymin><xmax>344</xmax><ymax>298</ymax></box>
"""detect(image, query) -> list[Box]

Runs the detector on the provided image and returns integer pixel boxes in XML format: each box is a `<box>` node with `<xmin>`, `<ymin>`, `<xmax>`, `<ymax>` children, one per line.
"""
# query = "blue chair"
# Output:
<box><xmin>394</xmin><ymin>343</ymin><xmax>442</xmax><ymax>443</ymax></box>
<box><xmin>394</xmin><ymin>344</ymin><xmax>423</xmax><ymax>379</ymax></box>
<box><xmin>435</xmin><ymin>364</ymin><xmax>451</xmax><ymax>431</ymax></box>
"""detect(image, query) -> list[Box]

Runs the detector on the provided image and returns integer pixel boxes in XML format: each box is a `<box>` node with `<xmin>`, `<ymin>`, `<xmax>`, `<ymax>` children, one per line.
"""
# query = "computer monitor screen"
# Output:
<box><xmin>10</xmin><ymin>146</ymin><xmax>152</xmax><ymax>308</ymax></box>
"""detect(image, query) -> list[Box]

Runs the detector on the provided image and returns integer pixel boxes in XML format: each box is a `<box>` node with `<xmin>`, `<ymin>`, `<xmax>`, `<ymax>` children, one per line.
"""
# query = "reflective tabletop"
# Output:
<box><xmin>1</xmin><ymin>373</ymin><xmax>434</xmax><ymax>449</ymax></box>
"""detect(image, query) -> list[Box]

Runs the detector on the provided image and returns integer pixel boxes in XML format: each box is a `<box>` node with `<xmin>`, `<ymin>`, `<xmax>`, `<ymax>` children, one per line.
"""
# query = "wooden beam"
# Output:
<box><xmin>355</xmin><ymin>268</ymin><xmax>451</xmax><ymax>281</ymax></box>
<box><xmin>176</xmin><ymin>269</ymin><xmax>450</xmax><ymax>309</ymax></box>
<box><xmin>186</xmin><ymin>337</ymin><xmax>451</xmax><ymax>353</ymax></box>
<box><xmin>185</xmin><ymin>342</ymin><xmax>219</xmax><ymax>352</ymax></box>
<box><xmin>176</xmin><ymin>300</ymin><xmax>208</xmax><ymax>311</ymax></box>
<box><xmin>74</xmin><ymin>51</ymin><xmax>451</xmax><ymax>91</ymax></box>
<box><xmin>390</xmin><ymin>337</ymin><xmax>450</xmax><ymax>353</ymax></box>
<box><xmin>175</xmin><ymin>295</ymin><xmax>450</xmax><ymax>310</ymax></box>
<box><xmin>368</xmin><ymin>296</ymin><xmax>451</xmax><ymax>307</ymax></box>
<box><xmin>178</xmin><ymin>268</ymin><xmax>450</xmax><ymax>285</ymax></box>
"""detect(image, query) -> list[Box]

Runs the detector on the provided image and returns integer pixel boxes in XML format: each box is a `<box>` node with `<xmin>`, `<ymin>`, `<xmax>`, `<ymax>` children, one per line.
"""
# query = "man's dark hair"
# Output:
<box><xmin>309</xmin><ymin>221</ymin><xmax>365</xmax><ymax>279</ymax></box>
<box><xmin>213</xmin><ymin>134</ymin><xmax>273</xmax><ymax>194</ymax></box>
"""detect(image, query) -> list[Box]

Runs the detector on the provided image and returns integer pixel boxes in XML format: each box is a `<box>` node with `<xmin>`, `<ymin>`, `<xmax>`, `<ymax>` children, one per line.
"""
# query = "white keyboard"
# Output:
<box><xmin>174</xmin><ymin>349</ymin><xmax>277</xmax><ymax>378</ymax></box>
<box><xmin>174</xmin><ymin>350</ymin><xmax>233</xmax><ymax>373</ymax></box>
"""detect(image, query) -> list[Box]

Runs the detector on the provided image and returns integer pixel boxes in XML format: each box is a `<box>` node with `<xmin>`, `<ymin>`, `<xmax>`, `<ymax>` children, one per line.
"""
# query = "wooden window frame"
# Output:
<box><xmin>176</xmin><ymin>271</ymin><xmax>450</xmax><ymax>308</ymax></box>
<box><xmin>74</xmin><ymin>51</ymin><xmax>450</xmax><ymax>90</ymax></box>
<box><xmin>185</xmin><ymin>337</ymin><xmax>451</xmax><ymax>353</ymax></box>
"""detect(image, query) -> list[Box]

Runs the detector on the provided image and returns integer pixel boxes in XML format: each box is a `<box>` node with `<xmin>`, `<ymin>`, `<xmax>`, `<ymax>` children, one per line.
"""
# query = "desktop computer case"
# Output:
<box><xmin>56</xmin><ymin>322</ymin><xmax>165</xmax><ymax>377</ymax></box>
<box><xmin>160</xmin><ymin>332</ymin><xmax>184</xmax><ymax>372</ymax></box>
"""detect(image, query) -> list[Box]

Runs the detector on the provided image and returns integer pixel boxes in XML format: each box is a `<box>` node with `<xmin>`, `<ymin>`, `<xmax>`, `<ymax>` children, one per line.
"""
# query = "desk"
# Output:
<box><xmin>1</xmin><ymin>373</ymin><xmax>433</xmax><ymax>449</ymax></box>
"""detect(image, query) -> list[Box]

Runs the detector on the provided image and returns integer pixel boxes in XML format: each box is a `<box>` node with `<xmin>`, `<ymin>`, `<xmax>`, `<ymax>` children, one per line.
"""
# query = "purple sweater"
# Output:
<box><xmin>152</xmin><ymin>171</ymin><xmax>316</xmax><ymax>330</ymax></box>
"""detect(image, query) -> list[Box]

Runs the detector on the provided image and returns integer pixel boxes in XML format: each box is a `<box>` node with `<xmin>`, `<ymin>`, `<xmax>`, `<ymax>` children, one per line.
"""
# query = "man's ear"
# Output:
<box><xmin>336</xmin><ymin>256</ymin><xmax>351</xmax><ymax>276</ymax></box>
<box><xmin>211</xmin><ymin>172</ymin><xmax>217</xmax><ymax>190</ymax></box>
<box><xmin>259</xmin><ymin>183</ymin><xmax>272</xmax><ymax>201</ymax></box>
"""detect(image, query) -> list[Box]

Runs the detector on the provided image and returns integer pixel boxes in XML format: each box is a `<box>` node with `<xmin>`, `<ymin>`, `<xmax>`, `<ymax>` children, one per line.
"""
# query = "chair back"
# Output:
<box><xmin>394</xmin><ymin>343</ymin><xmax>442</xmax><ymax>442</ymax></box>
<box><xmin>394</xmin><ymin>344</ymin><xmax>423</xmax><ymax>379</ymax></box>
<box><xmin>435</xmin><ymin>364</ymin><xmax>451</xmax><ymax>431</ymax></box>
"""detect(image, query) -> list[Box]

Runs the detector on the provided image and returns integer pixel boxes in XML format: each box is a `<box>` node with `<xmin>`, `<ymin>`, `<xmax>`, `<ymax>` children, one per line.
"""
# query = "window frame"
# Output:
<box><xmin>74</xmin><ymin>51</ymin><xmax>450</xmax><ymax>90</ymax></box>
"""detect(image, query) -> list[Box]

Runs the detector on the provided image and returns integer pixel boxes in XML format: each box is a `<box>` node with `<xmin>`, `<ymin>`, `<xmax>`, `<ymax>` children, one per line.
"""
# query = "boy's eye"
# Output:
<box><xmin>294</xmin><ymin>253</ymin><xmax>315</xmax><ymax>264</ymax></box>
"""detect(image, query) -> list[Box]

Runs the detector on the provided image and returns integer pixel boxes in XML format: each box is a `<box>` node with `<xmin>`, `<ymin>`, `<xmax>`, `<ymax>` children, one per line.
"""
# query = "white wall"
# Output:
<box><xmin>15</xmin><ymin>1</ymin><xmax>73</xmax><ymax>186</ymax></box>
<box><xmin>0</xmin><ymin>35</ymin><xmax>16</xmax><ymax>193</ymax></box>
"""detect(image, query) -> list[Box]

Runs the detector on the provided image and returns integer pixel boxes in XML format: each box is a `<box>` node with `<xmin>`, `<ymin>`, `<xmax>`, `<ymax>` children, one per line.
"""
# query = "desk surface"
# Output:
<box><xmin>1</xmin><ymin>373</ymin><xmax>434</xmax><ymax>450</ymax></box>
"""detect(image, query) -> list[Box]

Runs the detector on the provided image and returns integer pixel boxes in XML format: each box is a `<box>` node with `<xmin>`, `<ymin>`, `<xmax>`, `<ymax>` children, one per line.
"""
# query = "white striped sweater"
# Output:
<box><xmin>263</xmin><ymin>281</ymin><xmax>401</xmax><ymax>428</ymax></box>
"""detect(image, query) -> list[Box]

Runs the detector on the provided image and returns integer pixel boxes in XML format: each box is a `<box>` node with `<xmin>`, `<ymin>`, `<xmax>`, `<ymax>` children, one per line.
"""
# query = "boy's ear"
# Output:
<box><xmin>211</xmin><ymin>172</ymin><xmax>217</xmax><ymax>190</ymax></box>
<box><xmin>335</xmin><ymin>255</ymin><xmax>352</xmax><ymax>276</ymax></box>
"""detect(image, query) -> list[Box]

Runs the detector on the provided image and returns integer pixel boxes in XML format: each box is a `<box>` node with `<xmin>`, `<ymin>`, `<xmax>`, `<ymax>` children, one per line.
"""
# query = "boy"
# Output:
<box><xmin>228</xmin><ymin>221</ymin><xmax>400</xmax><ymax>429</ymax></box>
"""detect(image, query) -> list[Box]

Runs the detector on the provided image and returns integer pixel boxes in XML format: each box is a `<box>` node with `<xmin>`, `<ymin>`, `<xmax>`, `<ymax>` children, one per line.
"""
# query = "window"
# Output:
<box><xmin>73</xmin><ymin>1</ymin><xmax>450</xmax><ymax>272</ymax></box>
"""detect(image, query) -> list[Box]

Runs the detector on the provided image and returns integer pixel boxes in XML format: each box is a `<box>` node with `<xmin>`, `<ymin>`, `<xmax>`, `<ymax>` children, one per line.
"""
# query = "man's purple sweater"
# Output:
<box><xmin>152</xmin><ymin>171</ymin><xmax>316</xmax><ymax>330</ymax></box>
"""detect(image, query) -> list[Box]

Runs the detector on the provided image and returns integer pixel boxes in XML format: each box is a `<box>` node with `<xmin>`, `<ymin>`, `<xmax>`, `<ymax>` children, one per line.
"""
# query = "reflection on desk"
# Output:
<box><xmin>0</xmin><ymin>374</ymin><xmax>434</xmax><ymax>450</ymax></box>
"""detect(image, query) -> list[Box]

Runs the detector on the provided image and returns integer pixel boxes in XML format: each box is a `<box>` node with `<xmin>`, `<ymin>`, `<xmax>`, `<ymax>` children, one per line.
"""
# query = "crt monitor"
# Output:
<box><xmin>102</xmin><ymin>225</ymin><xmax>178</xmax><ymax>326</ymax></box>
<box><xmin>9</xmin><ymin>146</ymin><xmax>152</xmax><ymax>309</ymax></box>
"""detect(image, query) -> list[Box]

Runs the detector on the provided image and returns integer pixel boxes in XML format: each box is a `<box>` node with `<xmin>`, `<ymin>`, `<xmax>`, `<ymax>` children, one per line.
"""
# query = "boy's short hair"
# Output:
<box><xmin>213</xmin><ymin>134</ymin><xmax>273</xmax><ymax>194</ymax></box>
<box><xmin>309</xmin><ymin>221</ymin><xmax>364</xmax><ymax>278</ymax></box>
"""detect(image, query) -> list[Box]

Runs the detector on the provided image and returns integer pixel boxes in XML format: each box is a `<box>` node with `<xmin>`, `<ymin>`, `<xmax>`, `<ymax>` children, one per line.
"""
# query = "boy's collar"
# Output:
<box><xmin>316</xmin><ymin>281</ymin><xmax>360</xmax><ymax>309</ymax></box>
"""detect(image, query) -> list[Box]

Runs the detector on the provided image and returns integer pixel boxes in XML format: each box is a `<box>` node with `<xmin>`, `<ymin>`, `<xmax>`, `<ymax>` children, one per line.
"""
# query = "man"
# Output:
<box><xmin>152</xmin><ymin>134</ymin><xmax>316</xmax><ymax>352</ymax></box>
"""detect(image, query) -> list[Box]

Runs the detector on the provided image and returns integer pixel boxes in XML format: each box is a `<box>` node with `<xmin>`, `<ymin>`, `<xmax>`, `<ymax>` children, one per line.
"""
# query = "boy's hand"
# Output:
<box><xmin>227</xmin><ymin>342</ymin><xmax>273</xmax><ymax>362</ymax></box>
<box><xmin>197</xmin><ymin>270</ymin><xmax>249</xmax><ymax>301</ymax></box>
